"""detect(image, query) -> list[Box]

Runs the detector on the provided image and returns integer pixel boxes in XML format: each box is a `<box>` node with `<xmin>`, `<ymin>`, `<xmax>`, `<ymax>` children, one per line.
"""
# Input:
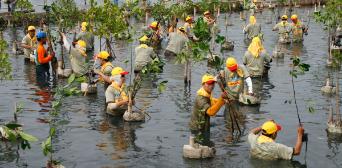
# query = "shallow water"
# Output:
<box><xmin>1</xmin><ymin>5</ymin><xmax>342</xmax><ymax>168</ymax></box>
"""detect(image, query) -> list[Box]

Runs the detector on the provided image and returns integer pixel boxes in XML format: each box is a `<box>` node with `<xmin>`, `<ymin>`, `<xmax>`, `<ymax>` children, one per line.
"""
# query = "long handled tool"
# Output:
<box><xmin>291</xmin><ymin>66</ymin><xmax>308</xmax><ymax>163</ymax></box>
<box><xmin>304</xmin><ymin>10</ymin><xmax>310</xmax><ymax>36</ymax></box>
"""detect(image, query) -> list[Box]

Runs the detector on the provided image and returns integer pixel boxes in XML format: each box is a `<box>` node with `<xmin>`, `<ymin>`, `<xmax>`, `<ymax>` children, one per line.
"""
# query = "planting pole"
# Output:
<box><xmin>290</xmin><ymin>61</ymin><xmax>308</xmax><ymax>161</ymax></box>
<box><xmin>336</xmin><ymin>71</ymin><xmax>341</xmax><ymax>122</ymax></box>
<box><xmin>328</xmin><ymin>27</ymin><xmax>332</xmax><ymax>64</ymax></box>
<box><xmin>184</xmin><ymin>60</ymin><xmax>188</xmax><ymax>84</ymax></box>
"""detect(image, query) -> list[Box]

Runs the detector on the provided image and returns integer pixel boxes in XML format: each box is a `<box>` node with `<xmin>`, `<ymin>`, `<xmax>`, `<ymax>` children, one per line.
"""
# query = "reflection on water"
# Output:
<box><xmin>97</xmin><ymin>115</ymin><xmax>141</xmax><ymax>161</ymax></box>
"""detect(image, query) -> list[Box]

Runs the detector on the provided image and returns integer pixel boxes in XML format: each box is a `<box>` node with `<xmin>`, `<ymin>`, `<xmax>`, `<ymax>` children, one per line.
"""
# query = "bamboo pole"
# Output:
<box><xmin>184</xmin><ymin>60</ymin><xmax>188</xmax><ymax>84</ymax></box>
<box><xmin>336</xmin><ymin>69</ymin><xmax>341</xmax><ymax>122</ymax></box>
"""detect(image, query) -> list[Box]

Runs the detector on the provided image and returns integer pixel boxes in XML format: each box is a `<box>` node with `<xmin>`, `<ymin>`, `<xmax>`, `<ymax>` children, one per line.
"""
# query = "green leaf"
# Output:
<box><xmin>18</xmin><ymin>131</ymin><xmax>38</xmax><ymax>142</ymax></box>
<box><xmin>41</xmin><ymin>136</ymin><xmax>52</xmax><ymax>156</ymax></box>
<box><xmin>50</xmin><ymin>127</ymin><xmax>56</xmax><ymax>137</ymax></box>
<box><xmin>52</xmin><ymin>100</ymin><xmax>61</xmax><ymax>109</ymax></box>
<box><xmin>215</xmin><ymin>35</ymin><xmax>225</xmax><ymax>44</ymax></box>
<box><xmin>21</xmin><ymin>140</ymin><xmax>31</xmax><ymax>150</ymax></box>
<box><xmin>299</xmin><ymin>63</ymin><xmax>310</xmax><ymax>72</ymax></box>
<box><xmin>67</xmin><ymin>73</ymin><xmax>76</xmax><ymax>84</ymax></box>
<box><xmin>5</xmin><ymin>123</ymin><xmax>22</xmax><ymax>129</ymax></box>
<box><xmin>3</xmin><ymin>126</ymin><xmax>17</xmax><ymax>141</ymax></box>
<box><xmin>15</xmin><ymin>102</ymin><xmax>24</xmax><ymax>114</ymax></box>
<box><xmin>157</xmin><ymin>81</ymin><xmax>168</xmax><ymax>93</ymax></box>
<box><xmin>75</xmin><ymin>76</ymin><xmax>87</xmax><ymax>83</ymax></box>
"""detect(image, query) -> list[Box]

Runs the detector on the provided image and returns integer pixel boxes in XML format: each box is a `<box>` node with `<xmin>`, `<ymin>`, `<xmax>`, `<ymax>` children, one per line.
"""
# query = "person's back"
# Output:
<box><xmin>76</xmin><ymin>31</ymin><xmax>94</xmax><ymax>51</ymax></box>
<box><xmin>245</xmin><ymin>23</ymin><xmax>261</xmax><ymax>40</ymax></box>
<box><xmin>134</xmin><ymin>45</ymin><xmax>155</xmax><ymax>71</ymax></box>
<box><xmin>291</xmin><ymin>22</ymin><xmax>304</xmax><ymax>42</ymax></box>
<box><xmin>248</xmin><ymin>133</ymin><xmax>293</xmax><ymax>160</ymax></box>
<box><xmin>166</xmin><ymin>32</ymin><xmax>188</xmax><ymax>55</ymax></box>
<box><xmin>243</xmin><ymin>50</ymin><xmax>270</xmax><ymax>77</ymax></box>
<box><xmin>69</xmin><ymin>47</ymin><xmax>87</xmax><ymax>76</ymax></box>
<box><xmin>273</xmin><ymin>21</ymin><xmax>292</xmax><ymax>43</ymax></box>
<box><xmin>248</xmin><ymin>120</ymin><xmax>305</xmax><ymax>161</ymax></box>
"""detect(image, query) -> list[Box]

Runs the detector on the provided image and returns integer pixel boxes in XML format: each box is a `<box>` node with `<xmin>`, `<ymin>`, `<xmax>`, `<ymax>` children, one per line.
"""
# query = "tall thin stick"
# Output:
<box><xmin>336</xmin><ymin>71</ymin><xmax>341</xmax><ymax>122</ymax></box>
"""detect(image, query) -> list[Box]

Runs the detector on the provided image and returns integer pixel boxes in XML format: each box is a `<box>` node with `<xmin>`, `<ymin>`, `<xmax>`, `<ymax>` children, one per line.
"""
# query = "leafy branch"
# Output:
<box><xmin>289</xmin><ymin>56</ymin><xmax>310</xmax><ymax>122</ymax></box>
<box><xmin>41</xmin><ymin>74</ymin><xmax>82</xmax><ymax>166</ymax></box>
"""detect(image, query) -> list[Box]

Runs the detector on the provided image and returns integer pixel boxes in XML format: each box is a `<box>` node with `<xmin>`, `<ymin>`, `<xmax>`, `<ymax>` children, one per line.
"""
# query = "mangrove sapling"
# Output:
<box><xmin>176</xmin><ymin>17</ymin><xmax>211</xmax><ymax>84</ymax></box>
<box><xmin>85</xmin><ymin>0</ymin><xmax>128</xmax><ymax>59</ymax></box>
<box><xmin>220</xmin><ymin>13</ymin><xmax>234</xmax><ymax>51</ymax></box>
<box><xmin>289</xmin><ymin>56</ymin><xmax>310</xmax><ymax>160</ymax></box>
<box><xmin>50</xmin><ymin>0</ymin><xmax>81</xmax><ymax>30</ymax></box>
<box><xmin>0</xmin><ymin>103</ymin><xmax>38</xmax><ymax>154</ymax></box>
<box><xmin>314</xmin><ymin>0</ymin><xmax>342</xmax><ymax>66</ymax></box>
<box><xmin>121</xmin><ymin>0</ymin><xmax>144</xmax><ymax>21</ymax></box>
<box><xmin>0</xmin><ymin>31</ymin><xmax>12</xmax><ymax>81</ymax></box>
<box><xmin>11</xmin><ymin>0</ymin><xmax>34</xmax><ymax>27</ymax></box>
<box><xmin>123</xmin><ymin>58</ymin><xmax>166</xmax><ymax>121</ymax></box>
<box><xmin>41</xmin><ymin>74</ymin><xmax>82</xmax><ymax>167</ymax></box>
<box><xmin>313</xmin><ymin>0</ymin><xmax>342</xmax><ymax>133</ymax></box>
<box><xmin>327</xmin><ymin>49</ymin><xmax>342</xmax><ymax>133</ymax></box>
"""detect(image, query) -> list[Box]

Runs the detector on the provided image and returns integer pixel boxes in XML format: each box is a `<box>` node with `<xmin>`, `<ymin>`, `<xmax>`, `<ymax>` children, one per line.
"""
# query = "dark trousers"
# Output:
<box><xmin>36</xmin><ymin>64</ymin><xmax>50</xmax><ymax>88</ymax></box>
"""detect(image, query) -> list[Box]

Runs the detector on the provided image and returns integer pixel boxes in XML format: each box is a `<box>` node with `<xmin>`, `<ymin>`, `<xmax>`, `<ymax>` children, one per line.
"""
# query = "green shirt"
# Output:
<box><xmin>248</xmin><ymin>133</ymin><xmax>294</xmax><ymax>160</ymax></box>
<box><xmin>223</xmin><ymin>65</ymin><xmax>250</xmax><ymax>99</ymax></box>
<box><xmin>134</xmin><ymin>45</ymin><xmax>156</xmax><ymax>71</ymax></box>
<box><xmin>166</xmin><ymin>32</ymin><xmax>188</xmax><ymax>54</ymax></box>
<box><xmin>189</xmin><ymin>95</ymin><xmax>211</xmax><ymax>132</ymax></box>
<box><xmin>69</xmin><ymin>48</ymin><xmax>88</xmax><ymax>76</ymax></box>
<box><xmin>243</xmin><ymin>50</ymin><xmax>271</xmax><ymax>77</ymax></box>
<box><xmin>273</xmin><ymin>21</ymin><xmax>292</xmax><ymax>43</ymax></box>
<box><xmin>244</xmin><ymin>23</ymin><xmax>261</xmax><ymax>40</ymax></box>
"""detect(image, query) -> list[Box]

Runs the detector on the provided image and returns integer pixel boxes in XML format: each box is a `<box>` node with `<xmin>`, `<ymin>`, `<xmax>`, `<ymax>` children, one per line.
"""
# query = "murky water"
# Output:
<box><xmin>1</xmin><ymin>4</ymin><xmax>342</xmax><ymax>168</ymax></box>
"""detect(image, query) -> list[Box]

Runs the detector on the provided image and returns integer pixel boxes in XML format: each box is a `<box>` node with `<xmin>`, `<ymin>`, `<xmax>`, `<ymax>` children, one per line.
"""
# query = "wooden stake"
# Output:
<box><xmin>336</xmin><ymin>71</ymin><xmax>341</xmax><ymax>122</ymax></box>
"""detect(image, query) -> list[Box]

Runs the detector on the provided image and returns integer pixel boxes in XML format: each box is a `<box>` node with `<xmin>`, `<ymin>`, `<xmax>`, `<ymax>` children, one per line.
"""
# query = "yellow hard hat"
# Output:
<box><xmin>178</xmin><ymin>26</ymin><xmax>186</xmax><ymax>32</ymax></box>
<box><xmin>261</xmin><ymin>121</ymin><xmax>282</xmax><ymax>134</ymax></box>
<box><xmin>111</xmin><ymin>67</ymin><xmax>129</xmax><ymax>76</ymax></box>
<box><xmin>139</xmin><ymin>35</ymin><xmax>149</xmax><ymax>42</ymax></box>
<box><xmin>226</xmin><ymin>57</ymin><xmax>237</xmax><ymax>68</ymax></box>
<box><xmin>97</xmin><ymin>51</ymin><xmax>110</xmax><ymax>60</ymax></box>
<box><xmin>291</xmin><ymin>14</ymin><xmax>298</xmax><ymax>20</ymax></box>
<box><xmin>149</xmin><ymin>21</ymin><xmax>159</xmax><ymax>28</ymax></box>
<box><xmin>77</xmin><ymin>40</ymin><xmax>87</xmax><ymax>48</ymax></box>
<box><xmin>81</xmin><ymin>22</ymin><xmax>88</xmax><ymax>27</ymax></box>
<box><xmin>202</xmin><ymin>74</ymin><xmax>216</xmax><ymax>84</ymax></box>
<box><xmin>204</xmin><ymin>11</ymin><xmax>210</xmax><ymax>15</ymax></box>
<box><xmin>185</xmin><ymin>16</ymin><xmax>193</xmax><ymax>22</ymax></box>
<box><xmin>281</xmin><ymin>15</ymin><xmax>288</xmax><ymax>20</ymax></box>
<box><xmin>28</xmin><ymin>26</ymin><xmax>36</xmax><ymax>31</ymax></box>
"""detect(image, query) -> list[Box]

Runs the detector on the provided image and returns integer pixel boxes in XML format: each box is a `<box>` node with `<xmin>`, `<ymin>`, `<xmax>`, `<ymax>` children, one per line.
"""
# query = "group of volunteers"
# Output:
<box><xmin>19</xmin><ymin>7</ymin><xmax>308</xmax><ymax>161</ymax></box>
<box><xmin>188</xmin><ymin>11</ymin><xmax>307</xmax><ymax>160</ymax></box>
